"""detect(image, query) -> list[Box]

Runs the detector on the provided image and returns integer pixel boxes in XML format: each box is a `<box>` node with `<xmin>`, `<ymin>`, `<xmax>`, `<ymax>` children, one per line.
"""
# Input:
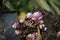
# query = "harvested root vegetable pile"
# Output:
<box><xmin>1</xmin><ymin>0</ymin><xmax>60</xmax><ymax>40</ymax></box>
<box><xmin>12</xmin><ymin>11</ymin><xmax>60</xmax><ymax>40</ymax></box>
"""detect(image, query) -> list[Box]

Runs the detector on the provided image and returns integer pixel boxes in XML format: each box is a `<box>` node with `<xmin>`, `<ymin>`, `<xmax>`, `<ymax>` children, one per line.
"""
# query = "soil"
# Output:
<box><xmin>42</xmin><ymin>12</ymin><xmax>60</xmax><ymax>40</ymax></box>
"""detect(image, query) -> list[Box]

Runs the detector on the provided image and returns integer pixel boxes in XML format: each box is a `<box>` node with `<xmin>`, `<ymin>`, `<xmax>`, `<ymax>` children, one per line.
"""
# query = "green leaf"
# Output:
<box><xmin>9</xmin><ymin>0</ymin><xmax>21</xmax><ymax>10</ymax></box>
<box><xmin>49</xmin><ymin>0</ymin><xmax>60</xmax><ymax>15</ymax></box>
<box><xmin>36</xmin><ymin>0</ymin><xmax>51</xmax><ymax>11</ymax></box>
<box><xmin>20</xmin><ymin>0</ymin><xmax>29</xmax><ymax>7</ymax></box>
<box><xmin>4</xmin><ymin>1</ymin><xmax>14</xmax><ymax>11</ymax></box>
<box><xmin>27</xmin><ymin>1</ymin><xmax>34</xmax><ymax>11</ymax></box>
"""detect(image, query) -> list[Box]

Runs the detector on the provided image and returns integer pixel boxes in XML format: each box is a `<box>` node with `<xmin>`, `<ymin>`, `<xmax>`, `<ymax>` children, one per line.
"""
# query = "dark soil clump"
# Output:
<box><xmin>42</xmin><ymin>13</ymin><xmax>60</xmax><ymax>40</ymax></box>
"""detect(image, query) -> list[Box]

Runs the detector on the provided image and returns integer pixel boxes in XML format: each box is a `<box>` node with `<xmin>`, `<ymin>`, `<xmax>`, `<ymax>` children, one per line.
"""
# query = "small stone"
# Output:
<box><xmin>44</xmin><ymin>27</ymin><xmax>47</xmax><ymax>31</ymax></box>
<box><xmin>15</xmin><ymin>30</ymin><xmax>20</xmax><ymax>35</ymax></box>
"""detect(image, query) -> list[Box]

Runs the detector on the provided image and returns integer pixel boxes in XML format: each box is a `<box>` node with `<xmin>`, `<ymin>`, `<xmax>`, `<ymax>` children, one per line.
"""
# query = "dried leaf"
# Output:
<box><xmin>18</xmin><ymin>12</ymin><xmax>26</xmax><ymax>20</ymax></box>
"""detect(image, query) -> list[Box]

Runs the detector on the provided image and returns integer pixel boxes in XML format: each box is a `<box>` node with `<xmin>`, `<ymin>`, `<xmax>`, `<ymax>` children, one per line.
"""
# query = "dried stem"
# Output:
<box><xmin>36</xmin><ymin>27</ymin><xmax>42</xmax><ymax>40</ymax></box>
